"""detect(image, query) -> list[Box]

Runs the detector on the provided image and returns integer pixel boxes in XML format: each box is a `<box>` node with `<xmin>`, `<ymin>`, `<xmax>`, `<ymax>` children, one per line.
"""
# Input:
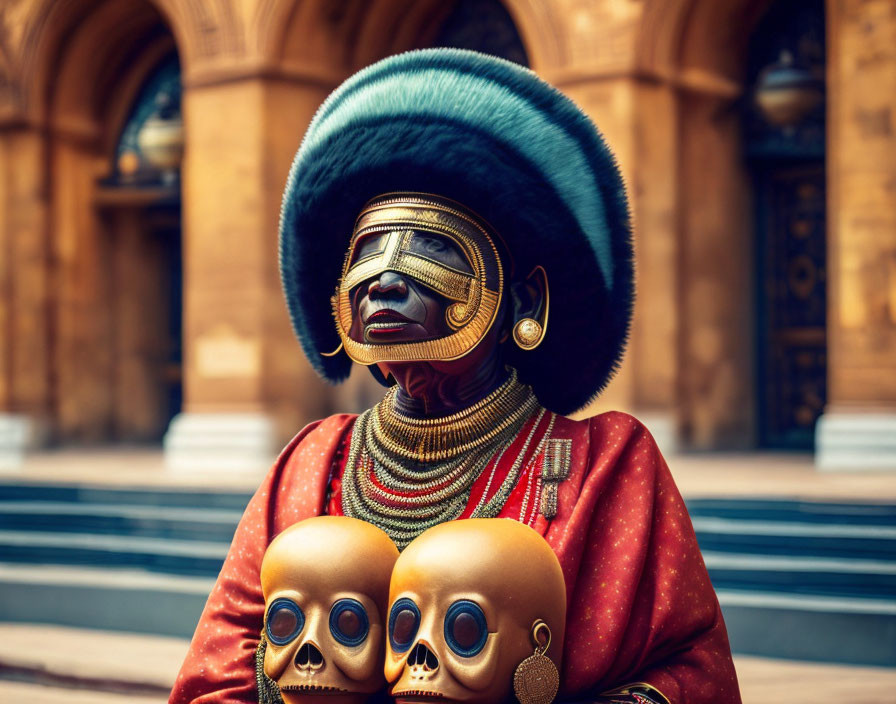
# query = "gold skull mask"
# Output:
<box><xmin>385</xmin><ymin>519</ymin><xmax>566</xmax><ymax>704</ymax></box>
<box><xmin>334</xmin><ymin>193</ymin><xmax>504</xmax><ymax>364</ymax></box>
<box><xmin>260</xmin><ymin>516</ymin><xmax>399</xmax><ymax>704</ymax></box>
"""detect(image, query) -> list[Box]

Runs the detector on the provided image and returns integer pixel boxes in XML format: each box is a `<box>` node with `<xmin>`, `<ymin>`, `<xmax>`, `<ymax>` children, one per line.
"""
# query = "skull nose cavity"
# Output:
<box><xmin>408</xmin><ymin>643</ymin><xmax>439</xmax><ymax>677</ymax></box>
<box><xmin>295</xmin><ymin>642</ymin><xmax>325</xmax><ymax>671</ymax></box>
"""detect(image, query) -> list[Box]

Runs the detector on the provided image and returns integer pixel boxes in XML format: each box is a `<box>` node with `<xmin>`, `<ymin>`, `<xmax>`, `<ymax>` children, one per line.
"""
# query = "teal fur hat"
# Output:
<box><xmin>279</xmin><ymin>49</ymin><xmax>633</xmax><ymax>415</ymax></box>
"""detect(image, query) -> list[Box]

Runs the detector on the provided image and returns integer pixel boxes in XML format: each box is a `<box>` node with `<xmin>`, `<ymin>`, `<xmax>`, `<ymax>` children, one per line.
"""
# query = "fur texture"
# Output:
<box><xmin>279</xmin><ymin>49</ymin><xmax>633</xmax><ymax>415</ymax></box>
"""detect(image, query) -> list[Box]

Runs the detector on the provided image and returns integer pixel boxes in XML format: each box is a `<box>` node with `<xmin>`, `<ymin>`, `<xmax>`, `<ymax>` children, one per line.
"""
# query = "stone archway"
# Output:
<box><xmin>256</xmin><ymin>0</ymin><xmax>560</xmax><ymax>77</ymax></box>
<box><xmin>20</xmin><ymin>0</ymin><xmax>186</xmax><ymax>443</ymax></box>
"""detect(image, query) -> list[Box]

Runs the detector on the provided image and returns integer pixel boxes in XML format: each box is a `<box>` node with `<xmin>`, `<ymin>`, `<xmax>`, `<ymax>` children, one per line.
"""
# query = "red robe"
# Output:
<box><xmin>170</xmin><ymin>411</ymin><xmax>741</xmax><ymax>703</ymax></box>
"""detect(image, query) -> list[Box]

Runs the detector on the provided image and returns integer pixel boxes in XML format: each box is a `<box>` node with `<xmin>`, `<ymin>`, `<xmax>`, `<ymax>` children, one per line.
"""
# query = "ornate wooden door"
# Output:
<box><xmin>756</xmin><ymin>165</ymin><xmax>826</xmax><ymax>448</ymax></box>
<box><xmin>746</xmin><ymin>0</ymin><xmax>826</xmax><ymax>449</ymax></box>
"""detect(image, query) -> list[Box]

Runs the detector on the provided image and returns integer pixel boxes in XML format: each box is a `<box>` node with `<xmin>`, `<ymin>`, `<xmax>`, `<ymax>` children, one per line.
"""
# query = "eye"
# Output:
<box><xmin>388</xmin><ymin>598</ymin><xmax>420</xmax><ymax>653</ymax></box>
<box><xmin>444</xmin><ymin>600</ymin><xmax>488</xmax><ymax>657</ymax></box>
<box><xmin>349</xmin><ymin>233</ymin><xmax>386</xmax><ymax>265</ymax></box>
<box><xmin>422</xmin><ymin>236</ymin><xmax>446</xmax><ymax>252</ymax></box>
<box><xmin>406</xmin><ymin>233</ymin><xmax>473</xmax><ymax>274</ymax></box>
<box><xmin>266</xmin><ymin>598</ymin><xmax>304</xmax><ymax>646</ymax></box>
<box><xmin>329</xmin><ymin>598</ymin><xmax>370</xmax><ymax>647</ymax></box>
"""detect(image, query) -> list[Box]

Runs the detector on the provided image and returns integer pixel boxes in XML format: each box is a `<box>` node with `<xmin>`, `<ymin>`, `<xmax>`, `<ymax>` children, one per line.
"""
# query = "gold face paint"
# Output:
<box><xmin>334</xmin><ymin>193</ymin><xmax>504</xmax><ymax>365</ymax></box>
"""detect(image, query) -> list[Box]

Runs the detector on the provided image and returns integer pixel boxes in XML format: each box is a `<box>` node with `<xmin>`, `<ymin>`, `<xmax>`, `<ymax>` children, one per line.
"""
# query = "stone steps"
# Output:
<box><xmin>0</xmin><ymin>482</ymin><xmax>252</xmax><ymax>509</ymax></box>
<box><xmin>1</xmin><ymin>622</ymin><xmax>895</xmax><ymax>704</ymax></box>
<box><xmin>692</xmin><ymin>515</ymin><xmax>896</xmax><ymax>560</ymax></box>
<box><xmin>0</xmin><ymin>622</ymin><xmax>186</xmax><ymax>700</ymax></box>
<box><xmin>0</xmin><ymin>501</ymin><xmax>243</xmax><ymax>542</ymax></box>
<box><xmin>0</xmin><ymin>563</ymin><xmax>213</xmax><ymax>638</ymax></box>
<box><xmin>0</xmin><ymin>481</ymin><xmax>892</xmax><ymax>664</ymax></box>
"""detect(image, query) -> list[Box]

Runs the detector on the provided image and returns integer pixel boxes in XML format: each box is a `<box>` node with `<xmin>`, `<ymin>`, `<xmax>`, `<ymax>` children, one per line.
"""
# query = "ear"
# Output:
<box><xmin>508</xmin><ymin>266</ymin><xmax>549</xmax><ymax>346</ymax></box>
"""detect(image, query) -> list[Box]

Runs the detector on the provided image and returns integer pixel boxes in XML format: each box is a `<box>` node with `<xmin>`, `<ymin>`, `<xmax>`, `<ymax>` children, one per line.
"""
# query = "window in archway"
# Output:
<box><xmin>96</xmin><ymin>53</ymin><xmax>183</xmax><ymax>441</ymax></box>
<box><xmin>111</xmin><ymin>55</ymin><xmax>182</xmax><ymax>187</ymax></box>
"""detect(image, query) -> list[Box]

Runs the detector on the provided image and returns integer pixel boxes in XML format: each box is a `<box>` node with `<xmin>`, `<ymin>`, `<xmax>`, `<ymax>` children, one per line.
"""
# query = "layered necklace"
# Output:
<box><xmin>341</xmin><ymin>368</ymin><xmax>548</xmax><ymax>549</ymax></box>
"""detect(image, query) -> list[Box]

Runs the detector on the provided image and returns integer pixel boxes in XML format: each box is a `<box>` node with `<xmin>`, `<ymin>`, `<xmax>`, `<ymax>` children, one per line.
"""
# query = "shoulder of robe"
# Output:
<box><xmin>285</xmin><ymin>413</ymin><xmax>357</xmax><ymax>449</ymax></box>
<box><xmin>546</xmin><ymin>411</ymin><xmax>671</xmax><ymax>526</ymax></box>
<box><xmin>585</xmin><ymin>411</ymin><xmax>669</xmax><ymax>488</ymax></box>
<box><xmin>587</xmin><ymin>410</ymin><xmax>659</xmax><ymax>452</ymax></box>
<box><xmin>276</xmin><ymin>414</ymin><xmax>358</xmax><ymax>470</ymax></box>
<box><xmin>550</xmin><ymin>410</ymin><xmax>654</xmax><ymax>458</ymax></box>
<box><xmin>562</xmin><ymin>411</ymin><xmax>663</xmax><ymax>483</ymax></box>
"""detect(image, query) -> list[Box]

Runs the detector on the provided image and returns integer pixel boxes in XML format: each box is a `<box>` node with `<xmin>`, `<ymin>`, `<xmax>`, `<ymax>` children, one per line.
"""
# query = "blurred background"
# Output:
<box><xmin>0</xmin><ymin>0</ymin><xmax>894</xmax><ymax>701</ymax></box>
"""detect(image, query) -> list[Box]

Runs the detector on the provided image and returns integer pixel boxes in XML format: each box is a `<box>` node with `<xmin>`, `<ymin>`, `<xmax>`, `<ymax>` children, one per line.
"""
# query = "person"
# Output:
<box><xmin>171</xmin><ymin>49</ymin><xmax>741</xmax><ymax>703</ymax></box>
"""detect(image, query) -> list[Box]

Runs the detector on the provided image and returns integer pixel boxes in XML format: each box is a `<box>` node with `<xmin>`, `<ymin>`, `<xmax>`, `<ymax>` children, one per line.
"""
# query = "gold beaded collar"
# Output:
<box><xmin>373</xmin><ymin>368</ymin><xmax>537</xmax><ymax>464</ymax></box>
<box><xmin>341</xmin><ymin>369</ymin><xmax>547</xmax><ymax>549</ymax></box>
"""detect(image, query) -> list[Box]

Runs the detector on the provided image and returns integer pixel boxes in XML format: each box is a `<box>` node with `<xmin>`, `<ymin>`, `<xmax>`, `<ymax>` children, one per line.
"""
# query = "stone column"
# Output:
<box><xmin>0</xmin><ymin>126</ymin><xmax>52</xmax><ymax>470</ymax></box>
<box><xmin>164</xmin><ymin>74</ymin><xmax>333</xmax><ymax>473</ymax></box>
<box><xmin>816</xmin><ymin>0</ymin><xmax>896</xmax><ymax>470</ymax></box>
<box><xmin>554</xmin><ymin>70</ymin><xmax>638</xmax><ymax>414</ymax></box>
<box><xmin>540</xmin><ymin>27</ymin><xmax>681</xmax><ymax>452</ymax></box>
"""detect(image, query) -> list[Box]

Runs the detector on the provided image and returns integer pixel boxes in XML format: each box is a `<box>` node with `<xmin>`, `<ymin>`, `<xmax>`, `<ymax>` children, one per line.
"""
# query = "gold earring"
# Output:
<box><xmin>513</xmin><ymin>620</ymin><xmax>559</xmax><ymax>704</ymax></box>
<box><xmin>512</xmin><ymin>318</ymin><xmax>544</xmax><ymax>351</ymax></box>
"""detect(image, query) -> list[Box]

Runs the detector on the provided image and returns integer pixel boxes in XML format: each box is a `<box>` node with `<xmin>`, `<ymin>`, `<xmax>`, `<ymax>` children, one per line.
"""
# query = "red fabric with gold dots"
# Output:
<box><xmin>170</xmin><ymin>412</ymin><xmax>741</xmax><ymax>703</ymax></box>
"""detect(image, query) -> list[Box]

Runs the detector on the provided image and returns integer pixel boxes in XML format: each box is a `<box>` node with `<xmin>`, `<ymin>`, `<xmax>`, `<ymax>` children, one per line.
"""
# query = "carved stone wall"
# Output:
<box><xmin>1</xmin><ymin>0</ymin><xmax>894</xmax><ymax>455</ymax></box>
<box><xmin>827</xmin><ymin>0</ymin><xmax>896</xmax><ymax>407</ymax></box>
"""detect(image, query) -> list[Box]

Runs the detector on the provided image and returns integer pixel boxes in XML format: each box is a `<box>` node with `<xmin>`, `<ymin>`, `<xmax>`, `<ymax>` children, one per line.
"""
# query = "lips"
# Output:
<box><xmin>366</xmin><ymin>309</ymin><xmax>413</xmax><ymax>324</ymax></box>
<box><xmin>364</xmin><ymin>309</ymin><xmax>415</xmax><ymax>337</ymax></box>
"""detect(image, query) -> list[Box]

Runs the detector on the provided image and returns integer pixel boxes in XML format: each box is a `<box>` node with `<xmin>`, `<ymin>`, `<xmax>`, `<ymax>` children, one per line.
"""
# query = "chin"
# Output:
<box><xmin>281</xmin><ymin>692</ymin><xmax>368</xmax><ymax>704</ymax></box>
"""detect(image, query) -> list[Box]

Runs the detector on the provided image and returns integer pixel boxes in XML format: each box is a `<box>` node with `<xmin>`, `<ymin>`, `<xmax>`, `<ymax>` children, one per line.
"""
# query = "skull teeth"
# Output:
<box><xmin>392</xmin><ymin>690</ymin><xmax>445</xmax><ymax>698</ymax></box>
<box><xmin>280</xmin><ymin>684</ymin><xmax>346</xmax><ymax>693</ymax></box>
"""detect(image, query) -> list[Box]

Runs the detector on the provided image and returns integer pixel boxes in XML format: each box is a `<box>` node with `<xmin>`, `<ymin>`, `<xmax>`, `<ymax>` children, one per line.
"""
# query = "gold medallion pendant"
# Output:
<box><xmin>513</xmin><ymin>620</ymin><xmax>559</xmax><ymax>704</ymax></box>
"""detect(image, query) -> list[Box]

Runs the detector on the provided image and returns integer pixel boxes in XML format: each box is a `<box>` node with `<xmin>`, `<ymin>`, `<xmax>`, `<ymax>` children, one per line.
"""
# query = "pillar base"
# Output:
<box><xmin>816</xmin><ymin>411</ymin><xmax>896</xmax><ymax>471</ymax></box>
<box><xmin>163</xmin><ymin>412</ymin><xmax>278</xmax><ymax>474</ymax></box>
<box><xmin>0</xmin><ymin>414</ymin><xmax>47</xmax><ymax>472</ymax></box>
<box><xmin>636</xmin><ymin>411</ymin><xmax>679</xmax><ymax>458</ymax></box>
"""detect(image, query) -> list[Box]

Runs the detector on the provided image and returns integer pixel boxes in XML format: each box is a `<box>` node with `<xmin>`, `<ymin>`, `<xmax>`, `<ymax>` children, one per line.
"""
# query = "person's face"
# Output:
<box><xmin>333</xmin><ymin>194</ymin><xmax>505</xmax><ymax>367</ymax></box>
<box><xmin>347</xmin><ymin>231</ymin><xmax>475</xmax><ymax>346</ymax></box>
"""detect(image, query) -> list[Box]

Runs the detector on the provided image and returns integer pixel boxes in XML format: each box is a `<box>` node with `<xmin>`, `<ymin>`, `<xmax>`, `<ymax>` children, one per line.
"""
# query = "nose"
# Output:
<box><xmin>295</xmin><ymin>642</ymin><xmax>324</xmax><ymax>671</ymax></box>
<box><xmin>407</xmin><ymin>642</ymin><xmax>439</xmax><ymax>680</ymax></box>
<box><xmin>367</xmin><ymin>271</ymin><xmax>408</xmax><ymax>298</ymax></box>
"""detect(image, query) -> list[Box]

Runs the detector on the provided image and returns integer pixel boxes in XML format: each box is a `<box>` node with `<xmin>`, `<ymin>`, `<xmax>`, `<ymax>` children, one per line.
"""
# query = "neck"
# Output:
<box><xmin>382</xmin><ymin>352</ymin><xmax>507</xmax><ymax>418</ymax></box>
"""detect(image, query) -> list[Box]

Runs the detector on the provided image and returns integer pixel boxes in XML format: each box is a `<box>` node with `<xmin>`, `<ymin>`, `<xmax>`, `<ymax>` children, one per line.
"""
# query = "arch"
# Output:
<box><xmin>49</xmin><ymin>3</ymin><xmax>175</xmax><ymax>143</ymax></box>
<box><xmin>636</xmin><ymin>0</ymin><xmax>773</xmax><ymax>93</ymax></box>
<box><xmin>254</xmin><ymin>0</ymin><xmax>562</xmax><ymax>80</ymax></box>
<box><xmin>16</xmin><ymin>0</ymin><xmax>247</xmax><ymax>121</ymax></box>
<box><xmin>18</xmin><ymin>0</ymin><xmax>187</xmax><ymax>443</ymax></box>
<box><xmin>17</xmin><ymin>0</ymin><xmax>179</xmax><ymax>122</ymax></box>
<box><xmin>499</xmin><ymin>0</ymin><xmax>562</xmax><ymax>70</ymax></box>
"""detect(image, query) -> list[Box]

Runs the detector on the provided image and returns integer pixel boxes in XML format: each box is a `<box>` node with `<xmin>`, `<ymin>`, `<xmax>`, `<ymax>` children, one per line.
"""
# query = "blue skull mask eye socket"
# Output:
<box><xmin>444</xmin><ymin>600</ymin><xmax>488</xmax><ymax>657</ymax></box>
<box><xmin>266</xmin><ymin>598</ymin><xmax>304</xmax><ymax>645</ymax></box>
<box><xmin>388</xmin><ymin>598</ymin><xmax>420</xmax><ymax>653</ymax></box>
<box><xmin>329</xmin><ymin>598</ymin><xmax>370</xmax><ymax>647</ymax></box>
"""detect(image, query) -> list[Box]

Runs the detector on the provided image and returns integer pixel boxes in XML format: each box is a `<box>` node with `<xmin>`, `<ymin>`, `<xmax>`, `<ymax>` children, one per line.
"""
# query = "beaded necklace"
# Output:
<box><xmin>341</xmin><ymin>369</ymin><xmax>550</xmax><ymax>549</ymax></box>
